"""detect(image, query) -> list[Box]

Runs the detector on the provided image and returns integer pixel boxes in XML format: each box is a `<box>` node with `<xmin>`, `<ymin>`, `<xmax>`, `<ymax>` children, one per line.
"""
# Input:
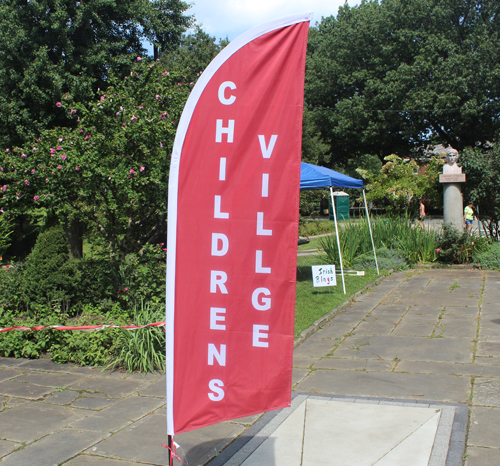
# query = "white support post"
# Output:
<box><xmin>330</xmin><ymin>187</ymin><xmax>346</xmax><ymax>294</ymax></box>
<box><xmin>363</xmin><ymin>189</ymin><xmax>379</xmax><ymax>275</ymax></box>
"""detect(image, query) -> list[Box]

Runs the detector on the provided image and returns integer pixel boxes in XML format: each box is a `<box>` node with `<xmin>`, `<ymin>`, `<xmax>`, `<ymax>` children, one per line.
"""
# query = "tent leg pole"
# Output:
<box><xmin>363</xmin><ymin>189</ymin><xmax>379</xmax><ymax>275</ymax></box>
<box><xmin>168</xmin><ymin>435</ymin><xmax>173</xmax><ymax>466</ymax></box>
<box><xmin>330</xmin><ymin>187</ymin><xmax>346</xmax><ymax>294</ymax></box>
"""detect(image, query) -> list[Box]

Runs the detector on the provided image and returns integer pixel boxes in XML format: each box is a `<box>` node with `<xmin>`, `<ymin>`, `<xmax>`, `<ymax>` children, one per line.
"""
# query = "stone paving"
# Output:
<box><xmin>292</xmin><ymin>268</ymin><xmax>500</xmax><ymax>466</ymax></box>
<box><xmin>0</xmin><ymin>267</ymin><xmax>499</xmax><ymax>465</ymax></box>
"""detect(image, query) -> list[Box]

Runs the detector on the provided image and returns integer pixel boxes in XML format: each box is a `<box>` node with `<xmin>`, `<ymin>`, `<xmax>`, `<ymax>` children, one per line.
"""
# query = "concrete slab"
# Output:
<box><xmin>476</xmin><ymin>342</ymin><xmax>500</xmax><ymax>358</ymax></box>
<box><xmin>395</xmin><ymin>360</ymin><xmax>483</xmax><ymax>377</ymax></box>
<box><xmin>0</xmin><ymin>368</ymin><xmax>20</xmax><ymax>382</ymax></box>
<box><xmin>464</xmin><ymin>446</ymin><xmax>500</xmax><ymax>466</ymax></box>
<box><xmin>71</xmin><ymin>395</ymin><xmax>164</xmax><ymax>432</ymax></box>
<box><xmin>43</xmin><ymin>389</ymin><xmax>80</xmax><ymax>405</ymax></box>
<box><xmin>0</xmin><ymin>440</ymin><xmax>20</xmax><ymax>459</ymax></box>
<box><xmin>239</xmin><ymin>398</ymin><xmax>442</xmax><ymax>466</ymax></box>
<box><xmin>334</xmin><ymin>335</ymin><xmax>473</xmax><ymax>363</ymax></box>
<box><xmin>0</xmin><ymin>429</ymin><xmax>108</xmax><ymax>466</ymax></box>
<box><xmin>292</xmin><ymin>368</ymin><xmax>309</xmax><ymax>386</ymax></box>
<box><xmin>0</xmin><ymin>358</ymin><xmax>24</xmax><ymax>368</ymax></box>
<box><xmin>295</xmin><ymin>370</ymin><xmax>471</xmax><ymax>403</ymax></box>
<box><xmin>15</xmin><ymin>371</ymin><xmax>85</xmax><ymax>388</ymax></box>
<box><xmin>468</xmin><ymin>407</ymin><xmax>500</xmax><ymax>448</ymax></box>
<box><xmin>472</xmin><ymin>378</ymin><xmax>500</xmax><ymax>407</ymax></box>
<box><xmin>69</xmin><ymin>376</ymin><xmax>146</xmax><ymax>398</ymax></box>
<box><xmin>71</xmin><ymin>396</ymin><xmax>117</xmax><ymax>410</ymax></box>
<box><xmin>0</xmin><ymin>402</ymin><xmax>89</xmax><ymax>442</ymax></box>
<box><xmin>63</xmin><ymin>455</ymin><xmax>150</xmax><ymax>465</ymax></box>
<box><xmin>0</xmin><ymin>379</ymin><xmax>54</xmax><ymax>399</ymax></box>
<box><xmin>137</xmin><ymin>380</ymin><xmax>167</xmax><ymax>397</ymax></box>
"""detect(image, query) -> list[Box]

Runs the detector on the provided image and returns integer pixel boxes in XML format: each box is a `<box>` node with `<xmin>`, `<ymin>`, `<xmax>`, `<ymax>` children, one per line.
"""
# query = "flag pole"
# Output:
<box><xmin>168</xmin><ymin>434</ymin><xmax>173</xmax><ymax>466</ymax></box>
<box><xmin>363</xmin><ymin>189</ymin><xmax>379</xmax><ymax>275</ymax></box>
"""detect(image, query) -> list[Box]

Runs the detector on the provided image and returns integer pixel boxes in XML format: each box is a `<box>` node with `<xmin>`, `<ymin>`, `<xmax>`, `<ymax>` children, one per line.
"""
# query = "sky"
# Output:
<box><xmin>184</xmin><ymin>0</ymin><xmax>360</xmax><ymax>41</ymax></box>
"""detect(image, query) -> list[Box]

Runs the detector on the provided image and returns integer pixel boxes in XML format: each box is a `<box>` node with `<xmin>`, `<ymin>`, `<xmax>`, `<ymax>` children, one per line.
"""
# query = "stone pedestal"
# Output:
<box><xmin>442</xmin><ymin>182</ymin><xmax>464</xmax><ymax>231</ymax></box>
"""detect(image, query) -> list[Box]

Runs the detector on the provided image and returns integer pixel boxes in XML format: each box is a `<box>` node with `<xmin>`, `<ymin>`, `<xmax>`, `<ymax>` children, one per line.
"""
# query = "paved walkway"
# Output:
<box><xmin>1</xmin><ymin>268</ymin><xmax>499</xmax><ymax>465</ymax></box>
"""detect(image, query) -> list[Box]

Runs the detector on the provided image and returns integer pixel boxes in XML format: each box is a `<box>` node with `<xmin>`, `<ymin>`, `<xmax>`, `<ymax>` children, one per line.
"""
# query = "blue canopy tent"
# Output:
<box><xmin>299</xmin><ymin>162</ymin><xmax>379</xmax><ymax>293</ymax></box>
<box><xmin>300</xmin><ymin>162</ymin><xmax>364</xmax><ymax>190</ymax></box>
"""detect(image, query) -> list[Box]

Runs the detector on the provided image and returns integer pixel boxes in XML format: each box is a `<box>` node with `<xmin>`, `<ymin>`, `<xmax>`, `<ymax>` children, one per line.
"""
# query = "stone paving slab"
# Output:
<box><xmin>43</xmin><ymin>389</ymin><xmax>80</xmax><ymax>405</ymax></box>
<box><xmin>69</xmin><ymin>376</ymin><xmax>147</xmax><ymax>398</ymax></box>
<box><xmin>0</xmin><ymin>368</ymin><xmax>20</xmax><ymax>383</ymax></box>
<box><xmin>471</xmin><ymin>378</ymin><xmax>500</xmax><ymax>407</ymax></box>
<box><xmin>465</xmin><ymin>446</ymin><xmax>500</xmax><ymax>466</ymax></box>
<box><xmin>468</xmin><ymin>407</ymin><xmax>500</xmax><ymax>448</ymax></box>
<box><xmin>137</xmin><ymin>379</ymin><xmax>167</xmax><ymax>397</ymax></box>
<box><xmin>70</xmin><ymin>395</ymin><xmax>164</xmax><ymax>432</ymax></box>
<box><xmin>0</xmin><ymin>402</ymin><xmax>90</xmax><ymax>443</ymax></box>
<box><xmin>0</xmin><ymin>429</ymin><xmax>109</xmax><ymax>466</ymax></box>
<box><xmin>64</xmin><ymin>456</ymin><xmax>154</xmax><ymax>465</ymax></box>
<box><xmin>395</xmin><ymin>360</ymin><xmax>484</xmax><ymax>376</ymax></box>
<box><xmin>295</xmin><ymin>369</ymin><xmax>471</xmax><ymax>403</ymax></box>
<box><xmin>71</xmin><ymin>396</ymin><xmax>118</xmax><ymax>410</ymax></box>
<box><xmin>0</xmin><ymin>440</ymin><xmax>20</xmax><ymax>460</ymax></box>
<box><xmin>0</xmin><ymin>379</ymin><xmax>54</xmax><ymax>399</ymax></box>
<box><xmin>15</xmin><ymin>371</ymin><xmax>85</xmax><ymax>388</ymax></box>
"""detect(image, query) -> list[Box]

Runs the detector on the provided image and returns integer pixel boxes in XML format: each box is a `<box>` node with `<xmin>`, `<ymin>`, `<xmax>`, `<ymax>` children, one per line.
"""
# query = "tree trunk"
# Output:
<box><xmin>64</xmin><ymin>219</ymin><xmax>84</xmax><ymax>259</ymax></box>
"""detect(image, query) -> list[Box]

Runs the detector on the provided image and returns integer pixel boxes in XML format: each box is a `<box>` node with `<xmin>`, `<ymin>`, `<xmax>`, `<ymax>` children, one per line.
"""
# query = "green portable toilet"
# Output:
<box><xmin>329</xmin><ymin>191</ymin><xmax>349</xmax><ymax>221</ymax></box>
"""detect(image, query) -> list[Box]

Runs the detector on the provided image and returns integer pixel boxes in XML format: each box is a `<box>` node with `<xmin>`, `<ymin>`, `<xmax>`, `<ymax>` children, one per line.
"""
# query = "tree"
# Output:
<box><xmin>162</xmin><ymin>26</ymin><xmax>229</xmax><ymax>82</ymax></box>
<box><xmin>0</xmin><ymin>58</ymin><xmax>192</xmax><ymax>260</ymax></box>
<box><xmin>460</xmin><ymin>144</ymin><xmax>500</xmax><ymax>240</ymax></box>
<box><xmin>0</xmin><ymin>0</ymin><xmax>191</xmax><ymax>149</ymax></box>
<box><xmin>358</xmin><ymin>154</ymin><xmax>442</xmax><ymax>215</ymax></box>
<box><xmin>306</xmin><ymin>0</ymin><xmax>500</xmax><ymax>167</ymax></box>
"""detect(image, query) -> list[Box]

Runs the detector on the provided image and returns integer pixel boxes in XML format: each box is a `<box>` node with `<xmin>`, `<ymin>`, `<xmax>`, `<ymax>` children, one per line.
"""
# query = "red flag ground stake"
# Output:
<box><xmin>166</xmin><ymin>12</ymin><xmax>312</xmax><ymax>437</ymax></box>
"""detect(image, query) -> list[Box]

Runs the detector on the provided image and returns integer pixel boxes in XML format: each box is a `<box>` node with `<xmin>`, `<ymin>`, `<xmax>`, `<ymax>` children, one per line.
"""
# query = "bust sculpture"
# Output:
<box><xmin>443</xmin><ymin>148</ymin><xmax>462</xmax><ymax>174</ymax></box>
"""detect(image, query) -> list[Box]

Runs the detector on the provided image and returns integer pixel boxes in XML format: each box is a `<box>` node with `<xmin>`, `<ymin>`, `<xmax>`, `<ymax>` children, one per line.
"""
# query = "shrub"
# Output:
<box><xmin>473</xmin><ymin>243</ymin><xmax>500</xmax><ymax>270</ymax></box>
<box><xmin>353</xmin><ymin>247</ymin><xmax>408</xmax><ymax>271</ymax></box>
<box><xmin>21</xmin><ymin>226</ymin><xmax>80</xmax><ymax>314</ymax></box>
<box><xmin>436</xmin><ymin>224</ymin><xmax>490</xmax><ymax>264</ymax></box>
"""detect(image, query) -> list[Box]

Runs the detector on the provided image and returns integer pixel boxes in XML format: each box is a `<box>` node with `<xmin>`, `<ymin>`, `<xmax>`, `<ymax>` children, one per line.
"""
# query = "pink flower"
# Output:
<box><xmin>50</xmin><ymin>148</ymin><xmax>56</xmax><ymax>154</ymax></box>
<box><xmin>24</xmin><ymin>180</ymin><xmax>29</xmax><ymax>185</ymax></box>
<box><xmin>61</xmin><ymin>154</ymin><xmax>67</xmax><ymax>160</ymax></box>
<box><xmin>137</xmin><ymin>56</ymin><xmax>141</xmax><ymax>61</ymax></box>
<box><xmin>124</xmin><ymin>287</ymin><xmax>128</xmax><ymax>291</ymax></box>
<box><xmin>159</xmin><ymin>142</ymin><xmax>163</xmax><ymax>148</ymax></box>
<box><xmin>0</xmin><ymin>167</ymin><xmax>3</xmax><ymax>172</ymax></box>
<box><xmin>75</xmin><ymin>166</ymin><xmax>80</xmax><ymax>171</ymax></box>
<box><xmin>155</xmin><ymin>95</ymin><xmax>159</xmax><ymax>100</ymax></box>
<box><xmin>57</xmin><ymin>165</ymin><xmax>62</xmax><ymax>169</ymax></box>
<box><xmin>161</xmin><ymin>113</ymin><xmax>166</xmax><ymax>120</ymax></box>
<box><xmin>58</xmin><ymin>138</ymin><xmax>63</xmax><ymax>142</ymax></box>
<box><xmin>131</xmin><ymin>115</ymin><xmax>138</xmax><ymax>121</ymax></box>
<box><xmin>1</xmin><ymin>185</ymin><xmax>7</xmax><ymax>192</ymax></box>
<box><xmin>177</xmin><ymin>83</ymin><xmax>182</xmax><ymax>86</ymax></box>
<box><xmin>100</xmin><ymin>96</ymin><xmax>106</xmax><ymax>100</ymax></box>
<box><xmin>84</xmin><ymin>134</ymin><xmax>90</xmax><ymax>140</ymax></box>
<box><xmin>472</xmin><ymin>242</ymin><xmax>474</xmax><ymax>245</ymax></box>
<box><xmin>436</xmin><ymin>248</ymin><xmax>441</xmax><ymax>253</ymax></box>
<box><xmin>31</xmin><ymin>169</ymin><xmax>35</xmax><ymax>174</ymax></box>
<box><xmin>21</xmin><ymin>153</ymin><xmax>26</xmax><ymax>158</ymax></box>
<box><xmin>32</xmin><ymin>147</ymin><xmax>38</xmax><ymax>151</ymax></box>
<box><xmin>71</xmin><ymin>109</ymin><xmax>77</xmax><ymax>115</ymax></box>
<box><xmin>116</xmin><ymin>112</ymin><xmax>120</xmax><ymax>116</ymax></box>
<box><xmin>129</xmin><ymin>169</ymin><xmax>135</xmax><ymax>174</ymax></box>
<box><xmin>5</xmin><ymin>265</ymin><xmax>9</xmax><ymax>268</ymax></box>
<box><xmin>122</xmin><ymin>123</ymin><xmax>127</xmax><ymax>127</ymax></box>
<box><xmin>5</xmin><ymin>148</ymin><xmax>9</xmax><ymax>153</ymax></box>
<box><xmin>56</xmin><ymin>102</ymin><xmax>62</xmax><ymax>107</ymax></box>
<box><xmin>33</xmin><ymin>196</ymin><xmax>39</xmax><ymax>201</ymax></box>
<box><xmin>138</xmin><ymin>105</ymin><xmax>143</xmax><ymax>109</ymax></box>
<box><xmin>140</xmin><ymin>166</ymin><xmax>145</xmax><ymax>172</ymax></box>
<box><xmin>79</xmin><ymin>129</ymin><xmax>84</xmax><ymax>133</ymax></box>
<box><xmin>56</xmin><ymin>146</ymin><xmax>62</xmax><ymax>151</ymax></box>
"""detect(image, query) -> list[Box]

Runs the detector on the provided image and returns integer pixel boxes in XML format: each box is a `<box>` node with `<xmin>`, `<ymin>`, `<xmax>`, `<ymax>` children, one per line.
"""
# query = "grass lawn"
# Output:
<box><xmin>294</xmin><ymin>254</ymin><xmax>383</xmax><ymax>337</ymax></box>
<box><xmin>297</xmin><ymin>236</ymin><xmax>328</xmax><ymax>251</ymax></box>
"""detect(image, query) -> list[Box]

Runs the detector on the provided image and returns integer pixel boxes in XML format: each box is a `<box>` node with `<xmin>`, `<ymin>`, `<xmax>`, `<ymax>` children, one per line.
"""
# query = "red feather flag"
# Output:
<box><xmin>166</xmin><ymin>13</ymin><xmax>311</xmax><ymax>435</ymax></box>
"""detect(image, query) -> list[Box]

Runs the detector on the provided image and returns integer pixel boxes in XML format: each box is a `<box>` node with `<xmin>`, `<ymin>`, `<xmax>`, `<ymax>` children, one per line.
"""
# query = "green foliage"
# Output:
<box><xmin>117</xmin><ymin>243</ymin><xmax>166</xmax><ymax>308</ymax></box>
<box><xmin>21</xmin><ymin>226</ymin><xmax>78</xmax><ymax>314</ymax></box>
<box><xmin>474</xmin><ymin>243</ymin><xmax>500</xmax><ymax>270</ymax></box>
<box><xmin>107</xmin><ymin>302</ymin><xmax>166</xmax><ymax>373</ymax></box>
<box><xmin>436</xmin><ymin>223</ymin><xmax>490</xmax><ymax>264</ymax></box>
<box><xmin>359</xmin><ymin>154</ymin><xmax>442</xmax><ymax>214</ymax></box>
<box><xmin>306</xmin><ymin>0</ymin><xmax>500</xmax><ymax>166</ymax></box>
<box><xmin>353</xmin><ymin>247</ymin><xmax>408</xmax><ymax>272</ymax></box>
<box><xmin>461</xmin><ymin>144</ymin><xmax>500</xmax><ymax>240</ymax></box>
<box><xmin>162</xmin><ymin>26</ymin><xmax>229</xmax><ymax>82</ymax></box>
<box><xmin>299</xmin><ymin>219</ymin><xmax>337</xmax><ymax>237</ymax></box>
<box><xmin>0</xmin><ymin>214</ymin><xmax>13</xmax><ymax>259</ymax></box>
<box><xmin>0</xmin><ymin>0</ymin><xmax>191</xmax><ymax>148</ymax></box>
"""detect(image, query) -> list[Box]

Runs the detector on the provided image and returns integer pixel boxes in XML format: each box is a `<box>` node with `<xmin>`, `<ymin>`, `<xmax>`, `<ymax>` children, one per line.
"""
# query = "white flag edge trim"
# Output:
<box><xmin>165</xmin><ymin>11</ymin><xmax>313</xmax><ymax>436</ymax></box>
